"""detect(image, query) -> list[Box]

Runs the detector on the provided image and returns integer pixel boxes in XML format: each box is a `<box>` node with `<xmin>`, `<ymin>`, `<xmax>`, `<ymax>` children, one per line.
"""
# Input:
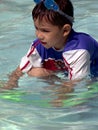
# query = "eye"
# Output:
<box><xmin>34</xmin><ymin>25</ymin><xmax>50</xmax><ymax>33</ymax></box>
<box><xmin>41</xmin><ymin>29</ymin><xmax>50</xmax><ymax>33</ymax></box>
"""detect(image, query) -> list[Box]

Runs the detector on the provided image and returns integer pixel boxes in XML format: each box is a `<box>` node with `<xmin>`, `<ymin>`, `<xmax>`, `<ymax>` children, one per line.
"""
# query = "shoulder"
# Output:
<box><xmin>31</xmin><ymin>39</ymin><xmax>49</xmax><ymax>57</ymax></box>
<box><xmin>65</xmin><ymin>30</ymin><xmax>98</xmax><ymax>51</ymax></box>
<box><xmin>74</xmin><ymin>31</ymin><xmax>98</xmax><ymax>53</ymax></box>
<box><xmin>31</xmin><ymin>39</ymin><xmax>46</xmax><ymax>51</ymax></box>
<box><xmin>31</xmin><ymin>39</ymin><xmax>41</xmax><ymax>47</ymax></box>
<box><xmin>71</xmin><ymin>30</ymin><xmax>96</xmax><ymax>42</ymax></box>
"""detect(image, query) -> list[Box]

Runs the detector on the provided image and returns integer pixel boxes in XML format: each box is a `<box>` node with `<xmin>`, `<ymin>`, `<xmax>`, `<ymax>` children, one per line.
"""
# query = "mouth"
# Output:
<box><xmin>41</xmin><ymin>41</ymin><xmax>47</xmax><ymax>45</ymax></box>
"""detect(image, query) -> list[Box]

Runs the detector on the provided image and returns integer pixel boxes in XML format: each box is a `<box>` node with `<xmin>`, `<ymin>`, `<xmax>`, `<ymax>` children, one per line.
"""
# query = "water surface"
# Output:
<box><xmin>0</xmin><ymin>0</ymin><xmax>98</xmax><ymax>130</ymax></box>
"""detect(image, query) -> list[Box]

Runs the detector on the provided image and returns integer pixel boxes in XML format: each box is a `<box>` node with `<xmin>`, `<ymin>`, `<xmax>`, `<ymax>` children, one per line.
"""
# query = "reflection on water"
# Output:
<box><xmin>0</xmin><ymin>78</ymin><xmax>98</xmax><ymax>130</ymax></box>
<box><xmin>0</xmin><ymin>0</ymin><xmax>98</xmax><ymax>130</ymax></box>
<box><xmin>2</xmin><ymin>80</ymin><xmax>98</xmax><ymax>107</ymax></box>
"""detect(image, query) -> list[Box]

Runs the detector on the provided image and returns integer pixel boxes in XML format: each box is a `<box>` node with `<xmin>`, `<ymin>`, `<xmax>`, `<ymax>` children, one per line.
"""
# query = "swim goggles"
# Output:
<box><xmin>34</xmin><ymin>0</ymin><xmax>74</xmax><ymax>23</ymax></box>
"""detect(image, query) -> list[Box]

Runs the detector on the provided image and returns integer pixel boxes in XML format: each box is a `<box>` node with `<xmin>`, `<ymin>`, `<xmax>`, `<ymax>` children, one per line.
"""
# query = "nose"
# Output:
<box><xmin>36</xmin><ymin>30</ymin><xmax>44</xmax><ymax>40</ymax></box>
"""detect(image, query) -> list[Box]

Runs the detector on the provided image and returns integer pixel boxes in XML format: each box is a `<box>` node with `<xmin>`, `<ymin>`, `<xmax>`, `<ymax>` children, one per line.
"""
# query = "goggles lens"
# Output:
<box><xmin>34</xmin><ymin>0</ymin><xmax>58</xmax><ymax>10</ymax></box>
<box><xmin>44</xmin><ymin>0</ymin><xmax>59</xmax><ymax>11</ymax></box>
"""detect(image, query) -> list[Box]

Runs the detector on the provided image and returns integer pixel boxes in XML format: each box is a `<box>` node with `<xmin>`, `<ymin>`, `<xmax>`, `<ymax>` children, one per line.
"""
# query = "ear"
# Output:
<box><xmin>63</xmin><ymin>24</ymin><xmax>71</xmax><ymax>37</ymax></box>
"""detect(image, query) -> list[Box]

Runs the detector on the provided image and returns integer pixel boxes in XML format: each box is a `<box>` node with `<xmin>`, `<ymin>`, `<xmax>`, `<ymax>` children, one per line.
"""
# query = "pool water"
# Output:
<box><xmin>0</xmin><ymin>0</ymin><xmax>98</xmax><ymax>130</ymax></box>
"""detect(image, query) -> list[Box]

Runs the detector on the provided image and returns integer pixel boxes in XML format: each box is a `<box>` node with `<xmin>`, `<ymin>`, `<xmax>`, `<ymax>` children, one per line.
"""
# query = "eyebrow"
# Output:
<box><xmin>34</xmin><ymin>22</ymin><xmax>54</xmax><ymax>29</ymax></box>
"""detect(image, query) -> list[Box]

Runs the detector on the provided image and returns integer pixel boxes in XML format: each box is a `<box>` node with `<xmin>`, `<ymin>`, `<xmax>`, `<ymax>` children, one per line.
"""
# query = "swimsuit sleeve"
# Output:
<box><xmin>19</xmin><ymin>44</ymin><xmax>42</xmax><ymax>73</ymax></box>
<box><xmin>63</xmin><ymin>49</ymin><xmax>90</xmax><ymax>80</ymax></box>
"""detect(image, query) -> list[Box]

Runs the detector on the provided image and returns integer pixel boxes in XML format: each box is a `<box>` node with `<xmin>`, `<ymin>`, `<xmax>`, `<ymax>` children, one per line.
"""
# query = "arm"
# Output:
<box><xmin>63</xmin><ymin>50</ymin><xmax>90</xmax><ymax>80</ymax></box>
<box><xmin>27</xmin><ymin>67</ymin><xmax>53</xmax><ymax>77</ymax></box>
<box><xmin>3</xmin><ymin>67</ymin><xmax>53</xmax><ymax>90</ymax></box>
<box><xmin>3</xmin><ymin>66</ymin><xmax>23</xmax><ymax>89</ymax></box>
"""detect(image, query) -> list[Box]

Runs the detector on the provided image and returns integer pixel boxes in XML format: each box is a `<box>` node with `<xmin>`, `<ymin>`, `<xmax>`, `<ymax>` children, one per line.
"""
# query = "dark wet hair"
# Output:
<box><xmin>32</xmin><ymin>0</ymin><xmax>74</xmax><ymax>27</ymax></box>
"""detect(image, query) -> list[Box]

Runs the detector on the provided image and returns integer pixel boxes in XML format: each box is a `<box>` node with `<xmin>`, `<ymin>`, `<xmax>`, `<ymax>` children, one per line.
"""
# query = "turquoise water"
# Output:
<box><xmin>0</xmin><ymin>0</ymin><xmax>98</xmax><ymax>130</ymax></box>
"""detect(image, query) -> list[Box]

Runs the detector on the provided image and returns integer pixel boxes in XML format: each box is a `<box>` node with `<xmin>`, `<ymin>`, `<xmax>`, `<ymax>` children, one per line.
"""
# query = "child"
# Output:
<box><xmin>4</xmin><ymin>0</ymin><xmax>98</xmax><ymax>89</ymax></box>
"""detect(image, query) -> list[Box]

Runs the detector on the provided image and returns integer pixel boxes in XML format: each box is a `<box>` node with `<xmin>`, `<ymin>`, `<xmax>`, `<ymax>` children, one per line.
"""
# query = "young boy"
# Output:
<box><xmin>4</xmin><ymin>0</ymin><xmax>98</xmax><ymax>89</ymax></box>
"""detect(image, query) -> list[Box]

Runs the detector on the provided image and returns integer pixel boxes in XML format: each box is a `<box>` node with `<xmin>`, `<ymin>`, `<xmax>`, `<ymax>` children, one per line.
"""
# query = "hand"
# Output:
<box><xmin>1</xmin><ymin>66</ymin><xmax>23</xmax><ymax>90</ymax></box>
<box><xmin>0</xmin><ymin>80</ymin><xmax>17</xmax><ymax>91</ymax></box>
<box><xmin>3</xmin><ymin>81</ymin><xmax>18</xmax><ymax>90</ymax></box>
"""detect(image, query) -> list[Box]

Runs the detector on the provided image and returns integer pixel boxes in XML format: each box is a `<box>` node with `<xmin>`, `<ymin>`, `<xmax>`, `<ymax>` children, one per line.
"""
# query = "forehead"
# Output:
<box><xmin>34</xmin><ymin>17</ymin><xmax>60</xmax><ymax>29</ymax></box>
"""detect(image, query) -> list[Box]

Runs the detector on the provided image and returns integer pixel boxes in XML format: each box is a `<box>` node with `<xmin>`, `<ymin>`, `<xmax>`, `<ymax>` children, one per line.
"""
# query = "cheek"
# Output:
<box><xmin>53</xmin><ymin>33</ymin><xmax>62</xmax><ymax>41</ymax></box>
<box><xmin>46</xmin><ymin>30</ymin><xmax>62</xmax><ymax>43</ymax></box>
<box><xmin>51</xmin><ymin>32</ymin><xmax>59</xmax><ymax>39</ymax></box>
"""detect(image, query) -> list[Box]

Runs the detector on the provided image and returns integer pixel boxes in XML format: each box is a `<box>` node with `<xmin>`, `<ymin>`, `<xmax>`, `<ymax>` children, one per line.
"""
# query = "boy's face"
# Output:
<box><xmin>34</xmin><ymin>17</ymin><xmax>70</xmax><ymax>49</ymax></box>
